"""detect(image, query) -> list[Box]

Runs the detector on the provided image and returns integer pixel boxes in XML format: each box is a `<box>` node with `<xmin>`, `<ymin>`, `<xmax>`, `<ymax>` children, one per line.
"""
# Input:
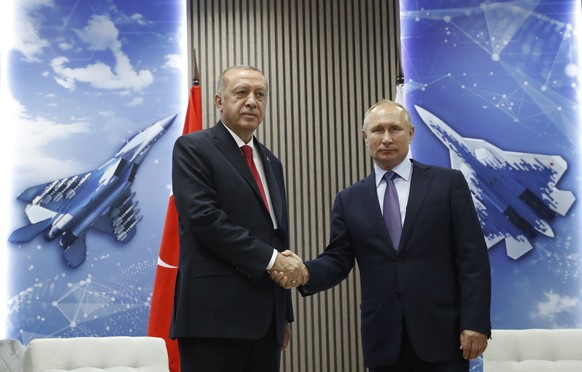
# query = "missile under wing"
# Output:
<box><xmin>9</xmin><ymin>114</ymin><xmax>177</xmax><ymax>267</ymax></box>
<box><xmin>415</xmin><ymin>105</ymin><xmax>575</xmax><ymax>259</ymax></box>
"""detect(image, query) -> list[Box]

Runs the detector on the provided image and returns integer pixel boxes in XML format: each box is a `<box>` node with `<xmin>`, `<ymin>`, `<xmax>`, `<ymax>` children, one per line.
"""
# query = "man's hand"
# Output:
<box><xmin>281</xmin><ymin>323</ymin><xmax>291</xmax><ymax>351</ymax></box>
<box><xmin>460</xmin><ymin>329</ymin><xmax>488</xmax><ymax>360</ymax></box>
<box><xmin>269</xmin><ymin>250</ymin><xmax>308</xmax><ymax>288</ymax></box>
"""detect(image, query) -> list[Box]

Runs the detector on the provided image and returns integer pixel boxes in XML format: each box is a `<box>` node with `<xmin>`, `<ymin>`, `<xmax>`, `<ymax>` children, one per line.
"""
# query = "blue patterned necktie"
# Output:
<box><xmin>383</xmin><ymin>171</ymin><xmax>402</xmax><ymax>250</ymax></box>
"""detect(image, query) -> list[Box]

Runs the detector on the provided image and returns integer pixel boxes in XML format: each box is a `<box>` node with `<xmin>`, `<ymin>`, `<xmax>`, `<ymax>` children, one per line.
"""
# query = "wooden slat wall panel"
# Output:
<box><xmin>188</xmin><ymin>1</ymin><xmax>401</xmax><ymax>370</ymax></box>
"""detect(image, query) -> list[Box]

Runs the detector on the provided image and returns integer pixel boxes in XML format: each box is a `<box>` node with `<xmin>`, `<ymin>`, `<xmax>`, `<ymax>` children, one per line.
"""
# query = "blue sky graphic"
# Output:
<box><xmin>402</xmin><ymin>0</ymin><xmax>582</xmax><ymax>331</ymax></box>
<box><xmin>6</xmin><ymin>0</ymin><xmax>186</xmax><ymax>341</ymax></box>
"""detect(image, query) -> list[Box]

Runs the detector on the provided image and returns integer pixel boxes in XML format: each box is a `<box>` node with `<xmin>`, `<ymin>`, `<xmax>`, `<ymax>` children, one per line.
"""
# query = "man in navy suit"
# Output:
<box><xmin>170</xmin><ymin>65</ymin><xmax>305</xmax><ymax>372</ymax></box>
<box><xmin>273</xmin><ymin>100</ymin><xmax>491</xmax><ymax>371</ymax></box>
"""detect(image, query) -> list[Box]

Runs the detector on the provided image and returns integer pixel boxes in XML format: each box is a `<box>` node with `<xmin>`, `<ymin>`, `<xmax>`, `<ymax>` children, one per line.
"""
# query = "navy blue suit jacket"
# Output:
<box><xmin>170</xmin><ymin>121</ymin><xmax>292</xmax><ymax>344</ymax></box>
<box><xmin>300</xmin><ymin>160</ymin><xmax>491</xmax><ymax>368</ymax></box>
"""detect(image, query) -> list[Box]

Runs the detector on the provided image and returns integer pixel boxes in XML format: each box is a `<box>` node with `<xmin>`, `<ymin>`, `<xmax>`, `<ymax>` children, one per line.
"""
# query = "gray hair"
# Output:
<box><xmin>216</xmin><ymin>65</ymin><xmax>267</xmax><ymax>97</ymax></box>
<box><xmin>362</xmin><ymin>99</ymin><xmax>413</xmax><ymax>130</ymax></box>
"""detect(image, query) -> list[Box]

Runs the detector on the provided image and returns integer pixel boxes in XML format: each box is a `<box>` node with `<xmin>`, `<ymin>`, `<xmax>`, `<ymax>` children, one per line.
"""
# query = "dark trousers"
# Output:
<box><xmin>369</xmin><ymin>327</ymin><xmax>469</xmax><ymax>372</ymax></box>
<box><xmin>177</xmin><ymin>323</ymin><xmax>280</xmax><ymax>372</ymax></box>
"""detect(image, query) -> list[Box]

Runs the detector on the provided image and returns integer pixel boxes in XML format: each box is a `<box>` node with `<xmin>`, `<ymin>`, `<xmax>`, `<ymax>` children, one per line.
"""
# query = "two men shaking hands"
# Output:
<box><xmin>270</xmin><ymin>251</ymin><xmax>307</xmax><ymax>289</ymax></box>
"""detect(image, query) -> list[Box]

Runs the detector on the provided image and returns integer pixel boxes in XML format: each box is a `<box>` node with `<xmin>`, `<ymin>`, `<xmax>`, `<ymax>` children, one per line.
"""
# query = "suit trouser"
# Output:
<box><xmin>177</xmin><ymin>320</ymin><xmax>280</xmax><ymax>372</ymax></box>
<box><xmin>369</xmin><ymin>326</ymin><xmax>469</xmax><ymax>372</ymax></box>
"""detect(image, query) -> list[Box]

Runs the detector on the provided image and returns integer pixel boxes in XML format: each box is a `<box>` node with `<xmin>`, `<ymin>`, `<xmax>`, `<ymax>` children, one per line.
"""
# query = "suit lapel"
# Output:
<box><xmin>212</xmin><ymin>122</ymin><xmax>278</xmax><ymax>222</ymax></box>
<box><xmin>212</xmin><ymin>122</ymin><xmax>265</xmax><ymax>209</ymax></box>
<box><xmin>256</xmin><ymin>143</ymin><xmax>284</xmax><ymax>223</ymax></box>
<box><xmin>400</xmin><ymin>161</ymin><xmax>432</xmax><ymax>250</ymax></box>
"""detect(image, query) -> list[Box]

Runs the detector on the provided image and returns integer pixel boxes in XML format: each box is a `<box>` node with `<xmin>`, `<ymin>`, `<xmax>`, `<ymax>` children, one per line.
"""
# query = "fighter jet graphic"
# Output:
<box><xmin>415</xmin><ymin>106</ymin><xmax>575</xmax><ymax>259</ymax></box>
<box><xmin>9</xmin><ymin>114</ymin><xmax>177</xmax><ymax>267</ymax></box>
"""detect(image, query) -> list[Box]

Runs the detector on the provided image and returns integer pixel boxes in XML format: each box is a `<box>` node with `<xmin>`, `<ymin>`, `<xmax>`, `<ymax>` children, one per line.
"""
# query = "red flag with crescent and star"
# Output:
<box><xmin>148</xmin><ymin>60</ymin><xmax>202</xmax><ymax>372</ymax></box>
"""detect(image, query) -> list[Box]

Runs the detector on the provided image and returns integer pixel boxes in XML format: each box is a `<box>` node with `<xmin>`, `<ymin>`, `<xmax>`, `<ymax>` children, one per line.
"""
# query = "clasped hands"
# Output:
<box><xmin>268</xmin><ymin>250</ymin><xmax>308</xmax><ymax>288</ymax></box>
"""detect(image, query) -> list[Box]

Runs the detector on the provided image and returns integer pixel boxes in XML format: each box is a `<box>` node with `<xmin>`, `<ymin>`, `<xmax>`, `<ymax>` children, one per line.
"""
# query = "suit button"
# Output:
<box><xmin>395</xmin><ymin>292</ymin><xmax>401</xmax><ymax>298</ymax></box>
<box><xmin>396</xmin><ymin>258</ymin><xmax>403</xmax><ymax>264</ymax></box>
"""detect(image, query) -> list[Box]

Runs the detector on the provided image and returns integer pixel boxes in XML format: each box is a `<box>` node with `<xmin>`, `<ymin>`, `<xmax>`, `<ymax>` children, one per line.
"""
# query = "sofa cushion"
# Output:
<box><xmin>22</xmin><ymin>336</ymin><xmax>169</xmax><ymax>372</ymax></box>
<box><xmin>483</xmin><ymin>329</ymin><xmax>582</xmax><ymax>372</ymax></box>
<box><xmin>485</xmin><ymin>360</ymin><xmax>582</xmax><ymax>372</ymax></box>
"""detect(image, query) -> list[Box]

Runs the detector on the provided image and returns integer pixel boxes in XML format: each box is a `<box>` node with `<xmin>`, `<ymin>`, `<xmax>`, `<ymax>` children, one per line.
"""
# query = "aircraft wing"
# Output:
<box><xmin>16</xmin><ymin>172</ymin><xmax>94</xmax><ymax>224</ymax></box>
<box><xmin>91</xmin><ymin>190</ymin><xmax>141</xmax><ymax>244</ymax></box>
<box><xmin>463</xmin><ymin>138</ymin><xmax>575</xmax><ymax>216</ymax></box>
<box><xmin>16</xmin><ymin>181</ymin><xmax>58</xmax><ymax>203</ymax></box>
<box><xmin>455</xmin><ymin>155</ymin><xmax>534</xmax><ymax>259</ymax></box>
<box><xmin>415</xmin><ymin>104</ymin><xmax>572</xmax><ymax>259</ymax></box>
<box><xmin>9</xmin><ymin>114</ymin><xmax>176</xmax><ymax>267</ymax></box>
<box><xmin>9</xmin><ymin>219</ymin><xmax>54</xmax><ymax>243</ymax></box>
<box><xmin>9</xmin><ymin>173</ymin><xmax>94</xmax><ymax>243</ymax></box>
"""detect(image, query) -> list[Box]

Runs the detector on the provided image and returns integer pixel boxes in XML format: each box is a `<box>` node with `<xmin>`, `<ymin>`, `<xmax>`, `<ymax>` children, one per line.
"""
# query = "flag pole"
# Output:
<box><xmin>192</xmin><ymin>48</ymin><xmax>200</xmax><ymax>87</ymax></box>
<box><xmin>394</xmin><ymin>1</ymin><xmax>405</xmax><ymax>107</ymax></box>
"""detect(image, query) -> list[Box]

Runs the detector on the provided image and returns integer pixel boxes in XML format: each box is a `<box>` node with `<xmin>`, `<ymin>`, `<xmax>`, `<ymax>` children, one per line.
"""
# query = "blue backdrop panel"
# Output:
<box><xmin>400</xmin><ymin>0</ymin><xmax>582</xmax><ymax>336</ymax></box>
<box><xmin>6</xmin><ymin>0</ymin><xmax>185</xmax><ymax>342</ymax></box>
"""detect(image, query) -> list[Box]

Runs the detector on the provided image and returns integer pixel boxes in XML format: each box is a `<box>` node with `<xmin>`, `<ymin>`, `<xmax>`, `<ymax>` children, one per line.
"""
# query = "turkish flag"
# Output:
<box><xmin>148</xmin><ymin>83</ymin><xmax>202</xmax><ymax>372</ymax></box>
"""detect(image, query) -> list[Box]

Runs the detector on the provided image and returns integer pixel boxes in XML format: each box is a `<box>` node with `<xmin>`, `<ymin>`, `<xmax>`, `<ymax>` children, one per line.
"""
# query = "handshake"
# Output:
<box><xmin>268</xmin><ymin>250</ymin><xmax>308</xmax><ymax>289</ymax></box>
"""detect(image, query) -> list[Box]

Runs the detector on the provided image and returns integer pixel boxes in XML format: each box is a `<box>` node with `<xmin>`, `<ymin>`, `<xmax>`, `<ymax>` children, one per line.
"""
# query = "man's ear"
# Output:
<box><xmin>214</xmin><ymin>94</ymin><xmax>223</xmax><ymax>112</ymax></box>
<box><xmin>362</xmin><ymin>128</ymin><xmax>368</xmax><ymax>143</ymax></box>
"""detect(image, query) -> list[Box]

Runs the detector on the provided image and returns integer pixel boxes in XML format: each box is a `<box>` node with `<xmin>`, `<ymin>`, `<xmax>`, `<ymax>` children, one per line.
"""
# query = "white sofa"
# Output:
<box><xmin>0</xmin><ymin>339</ymin><xmax>25</xmax><ymax>372</ymax></box>
<box><xmin>22</xmin><ymin>336</ymin><xmax>169</xmax><ymax>372</ymax></box>
<box><xmin>483</xmin><ymin>329</ymin><xmax>582</xmax><ymax>372</ymax></box>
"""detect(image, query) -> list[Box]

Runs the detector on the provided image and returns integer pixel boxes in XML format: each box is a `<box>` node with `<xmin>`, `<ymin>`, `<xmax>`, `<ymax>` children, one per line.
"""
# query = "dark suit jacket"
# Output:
<box><xmin>170</xmin><ymin>121</ymin><xmax>292</xmax><ymax>344</ymax></box>
<box><xmin>300</xmin><ymin>160</ymin><xmax>491</xmax><ymax>368</ymax></box>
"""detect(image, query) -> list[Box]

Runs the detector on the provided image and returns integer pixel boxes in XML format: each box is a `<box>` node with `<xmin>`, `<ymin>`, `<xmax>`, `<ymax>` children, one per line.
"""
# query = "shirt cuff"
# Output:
<box><xmin>266</xmin><ymin>249</ymin><xmax>278</xmax><ymax>270</ymax></box>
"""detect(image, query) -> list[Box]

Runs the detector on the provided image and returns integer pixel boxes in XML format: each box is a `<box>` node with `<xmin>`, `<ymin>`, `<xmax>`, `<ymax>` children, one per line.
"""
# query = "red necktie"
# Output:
<box><xmin>241</xmin><ymin>145</ymin><xmax>270</xmax><ymax>212</ymax></box>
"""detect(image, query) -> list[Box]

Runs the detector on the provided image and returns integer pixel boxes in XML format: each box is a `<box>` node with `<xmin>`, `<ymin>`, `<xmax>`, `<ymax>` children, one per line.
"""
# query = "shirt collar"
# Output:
<box><xmin>374</xmin><ymin>154</ymin><xmax>413</xmax><ymax>187</ymax></box>
<box><xmin>221</xmin><ymin>121</ymin><xmax>256</xmax><ymax>150</ymax></box>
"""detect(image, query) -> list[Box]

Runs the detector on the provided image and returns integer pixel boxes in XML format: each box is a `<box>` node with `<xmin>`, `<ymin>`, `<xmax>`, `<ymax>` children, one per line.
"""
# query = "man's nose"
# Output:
<box><xmin>382</xmin><ymin>131</ymin><xmax>393</xmax><ymax>143</ymax></box>
<box><xmin>245</xmin><ymin>94</ymin><xmax>257</xmax><ymax>107</ymax></box>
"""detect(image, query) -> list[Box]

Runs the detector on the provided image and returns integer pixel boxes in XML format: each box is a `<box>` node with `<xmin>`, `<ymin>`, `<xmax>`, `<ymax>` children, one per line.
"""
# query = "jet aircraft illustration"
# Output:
<box><xmin>9</xmin><ymin>114</ymin><xmax>177</xmax><ymax>267</ymax></box>
<box><xmin>415</xmin><ymin>106</ymin><xmax>575</xmax><ymax>259</ymax></box>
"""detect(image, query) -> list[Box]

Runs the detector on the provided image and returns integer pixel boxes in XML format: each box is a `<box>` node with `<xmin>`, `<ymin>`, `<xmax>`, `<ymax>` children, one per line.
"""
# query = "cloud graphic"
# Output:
<box><xmin>51</xmin><ymin>15</ymin><xmax>153</xmax><ymax>92</ymax></box>
<box><xmin>6</xmin><ymin>93</ymin><xmax>91</xmax><ymax>181</ymax></box>
<box><xmin>129</xmin><ymin>13</ymin><xmax>148</xmax><ymax>26</ymax></box>
<box><xmin>127</xmin><ymin>96</ymin><xmax>144</xmax><ymax>107</ymax></box>
<box><xmin>11</xmin><ymin>0</ymin><xmax>54</xmax><ymax>62</ymax></box>
<box><xmin>75</xmin><ymin>15</ymin><xmax>120</xmax><ymax>51</ymax></box>
<box><xmin>163</xmin><ymin>54</ymin><xmax>184</xmax><ymax>70</ymax></box>
<box><xmin>531</xmin><ymin>290</ymin><xmax>579</xmax><ymax>326</ymax></box>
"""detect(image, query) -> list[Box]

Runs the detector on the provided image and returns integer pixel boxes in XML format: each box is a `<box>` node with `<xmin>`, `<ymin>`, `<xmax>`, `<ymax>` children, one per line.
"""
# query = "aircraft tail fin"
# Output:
<box><xmin>16</xmin><ymin>182</ymin><xmax>52</xmax><ymax>203</ymax></box>
<box><xmin>548</xmin><ymin>189</ymin><xmax>576</xmax><ymax>216</ymax></box>
<box><xmin>63</xmin><ymin>236</ymin><xmax>87</xmax><ymax>267</ymax></box>
<box><xmin>505</xmin><ymin>235</ymin><xmax>533</xmax><ymax>260</ymax></box>
<box><xmin>9</xmin><ymin>220</ymin><xmax>52</xmax><ymax>243</ymax></box>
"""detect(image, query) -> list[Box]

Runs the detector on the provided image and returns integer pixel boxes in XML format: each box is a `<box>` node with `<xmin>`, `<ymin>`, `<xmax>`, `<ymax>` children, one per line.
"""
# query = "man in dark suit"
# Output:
<box><xmin>170</xmin><ymin>65</ymin><xmax>305</xmax><ymax>372</ymax></box>
<box><xmin>273</xmin><ymin>100</ymin><xmax>491</xmax><ymax>371</ymax></box>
